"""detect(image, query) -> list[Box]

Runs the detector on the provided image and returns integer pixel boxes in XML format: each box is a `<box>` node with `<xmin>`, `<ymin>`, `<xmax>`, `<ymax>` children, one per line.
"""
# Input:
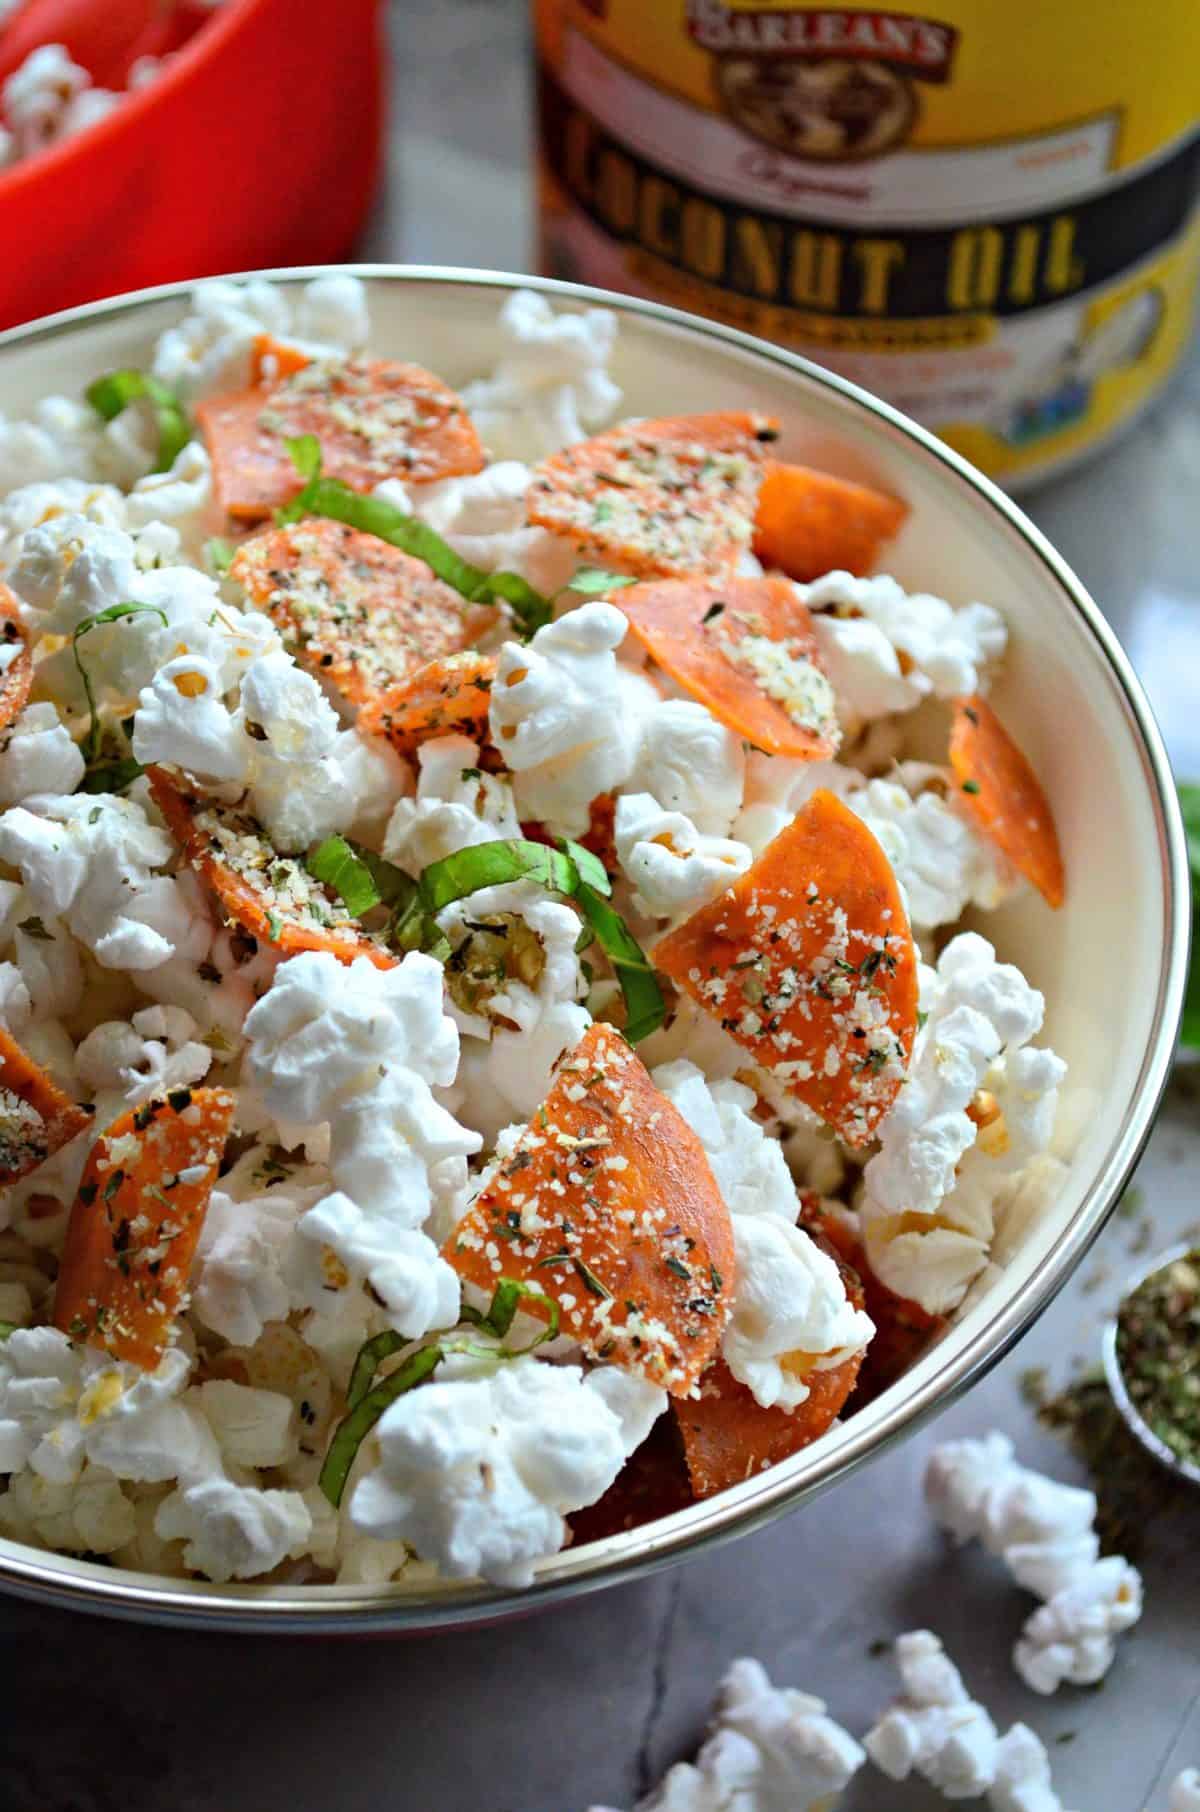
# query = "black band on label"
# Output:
<box><xmin>539</xmin><ymin>63</ymin><xmax>1200</xmax><ymax>322</ymax></box>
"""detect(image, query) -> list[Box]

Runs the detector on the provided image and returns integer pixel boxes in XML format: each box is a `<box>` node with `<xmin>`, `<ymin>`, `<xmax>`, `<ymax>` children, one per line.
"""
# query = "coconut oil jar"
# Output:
<box><xmin>534</xmin><ymin>0</ymin><xmax>1200</xmax><ymax>487</ymax></box>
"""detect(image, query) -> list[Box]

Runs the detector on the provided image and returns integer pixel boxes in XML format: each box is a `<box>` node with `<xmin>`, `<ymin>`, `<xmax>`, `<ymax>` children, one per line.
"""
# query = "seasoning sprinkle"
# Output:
<box><xmin>1114</xmin><ymin>1247</ymin><xmax>1200</xmax><ymax>1471</ymax></box>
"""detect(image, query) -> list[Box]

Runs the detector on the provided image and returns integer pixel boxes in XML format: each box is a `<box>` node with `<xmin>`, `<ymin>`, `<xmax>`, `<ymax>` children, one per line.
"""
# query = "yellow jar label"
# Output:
<box><xmin>535</xmin><ymin>0</ymin><xmax>1200</xmax><ymax>483</ymax></box>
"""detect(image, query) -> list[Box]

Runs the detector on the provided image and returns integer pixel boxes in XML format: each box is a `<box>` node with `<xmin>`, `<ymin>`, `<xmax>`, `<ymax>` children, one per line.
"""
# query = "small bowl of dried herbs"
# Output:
<box><xmin>1104</xmin><ymin>1244</ymin><xmax>1200</xmax><ymax>1488</ymax></box>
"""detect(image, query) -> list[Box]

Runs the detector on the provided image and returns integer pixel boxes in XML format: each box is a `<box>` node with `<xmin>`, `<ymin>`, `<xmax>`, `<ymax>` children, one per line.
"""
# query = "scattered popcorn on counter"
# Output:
<box><xmin>988</xmin><ymin>1723</ymin><xmax>1077</xmax><ymax>1812</ymax></box>
<box><xmin>925</xmin><ymin>1432</ymin><xmax>1143</xmax><ymax>1693</ymax></box>
<box><xmin>864</xmin><ymin>1628</ymin><xmax>1000</xmax><ymax>1798</ymax></box>
<box><xmin>1169</xmin><ymin>1770</ymin><xmax>1200</xmax><ymax>1811</ymax></box>
<box><xmin>588</xmin><ymin>1655</ymin><xmax>865</xmax><ymax>1812</ymax></box>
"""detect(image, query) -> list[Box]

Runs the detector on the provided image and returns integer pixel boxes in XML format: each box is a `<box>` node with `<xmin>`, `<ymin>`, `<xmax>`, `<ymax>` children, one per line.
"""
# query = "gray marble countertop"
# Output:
<box><xmin>4</xmin><ymin>5</ymin><xmax>1199</xmax><ymax>1809</ymax></box>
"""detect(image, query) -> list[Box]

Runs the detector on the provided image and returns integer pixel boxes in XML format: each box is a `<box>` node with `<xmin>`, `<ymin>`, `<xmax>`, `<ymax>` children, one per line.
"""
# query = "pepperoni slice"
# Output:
<box><xmin>526</xmin><ymin>412</ymin><xmax>776</xmax><ymax>581</ymax></box>
<box><xmin>654</xmin><ymin>789</ymin><xmax>918</xmax><ymax>1145</ymax></box>
<box><xmin>617</xmin><ymin>573</ymin><xmax>838</xmax><ymax>759</ymax></box>
<box><xmin>0</xmin><ymin>1025</ymin><xmax>91</xmax><ymax>1186</ymax></box>
<box><xmin>949</xmin><ymin>694</ymin><xmax>1064</xmax><ymax>908</ymax></box>
<box><xmin>148</xmin><ymin>767</ymin><xmax>396</xmax><ymax>968</ymax></box>
<box><xmin>196</xmin><ymin>350</ymin><xmax>485</xmax><ymax>522</ymax></box>
<box><xmin>54</xmin><ymin>1088</ymin><xmax>235</xmax><ymax>1367</ymax></box>
<box><xmin>0</xmin><ymin>583</ymin><xmax>33</xmax><ymax>733</ymax></box>
<box><xmin>230</xmin><ymin>518</ymin><xmax>497</xmax><ymax>712</ymax></box>
<box><xmin>444</xmin><ymin>1021</ymin><xmax>736</xmax><ymax>1395</ymax></box>
<box><xmin>676</xmin><ymin>1213</ymin><xmax>867</xmax><ymax>1497</ymax></box>
<box><xmin>358</xmin><ymin>652</ymin><xmax>497</xmax><ymax>755</ymax></box>
<box><xmin>753</xmin><ymin>461</ymin><xmax>907</xmax><ymax>582</ymax></box>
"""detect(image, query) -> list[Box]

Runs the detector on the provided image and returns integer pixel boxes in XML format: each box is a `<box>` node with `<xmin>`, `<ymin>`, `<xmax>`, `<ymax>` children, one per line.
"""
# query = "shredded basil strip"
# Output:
<box><xmin>415</xmin><ymin>837</ymin><xmax>659</xmax><ymax>1043</ymax></box>
<box><xmin>346</xmin><ymin>1329</ymin><xmax>412</xmax><ymax>1411</ymax></box>
<box><xmin>353</xmin><ymin>842</ymin><xmax>420</xmax><ymax>910</ymax></box>
<box><xmin>419</xmin><ymin>838</ymin><xmax>578</xmax><ymax>913</ymax></box>
<box><xmin>85</xmin><ymin>369</ymin><xmax>190</xmax><ymax>473</ymax></box>
<box><xmin>1180</xmin><ymin>781</ymin><xmax>1200</xmax><ymax>1049</ymax></box>
<box><xmin>389</xmin><ymin>889</ymin><xmax>452</xmax><ymax>961</ymax></box>
<box><xmin>306</xmin><ymin>835</ymin><xmax>384</xmax><ymax>919</ymax></box>
<box><xmin>205</xmin><ymin>537</ymin><xmax>236</xmax><ymax>576</ymax></box>
<box><xmin>0</xmin><ymin>1320</ymin><xmax>15</xmax><ymax>1341</ymax></box>
<box><xmin>318</xmin><ymin>1344</ymin><xmax>443</xmax><ymax>1507</ymax></box>
<box><xmin>281</xmin><ymin>436</ymin><xmax>552</xmax><ymax>637</ymax></box>
<box><xmin>320</xmin><ymin>1279</ymin><xmax>563</xmax><ymax>1506</ymax></box>
<box><xmin>80</xmin><ymin>758</ymin><xmax>145</xmax><ymax>794</ymax></box>
<box><xmin>462</xmin><ymin>1278</ymin><xmax>562</xmax><ymax>1346</ymax></box>
<box><xmin>575</xmin><ymin>882</ymin><xmax>666</xmax><ymax>1044</ymax></box>
<box><xmin>565</xmin><ymin>567</ymin><xmax>637</xmax><ymax>597</ymax></box>
<box><xmin>72</xmin><ymin>603</ymin><xmax>168</xmax><ymax>763</ymax></box>
<box><xmin>558</xmin><ymin>837</ymin><xmax>611</xmax><ymax>898</ymax></box>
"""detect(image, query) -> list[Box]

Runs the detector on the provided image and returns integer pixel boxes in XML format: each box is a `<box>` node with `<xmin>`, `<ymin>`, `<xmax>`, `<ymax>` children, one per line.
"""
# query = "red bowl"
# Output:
<box><xmin>0</xmin><ymin>0</ymin><xmax>385</xmax><ymax>328</ymax></box>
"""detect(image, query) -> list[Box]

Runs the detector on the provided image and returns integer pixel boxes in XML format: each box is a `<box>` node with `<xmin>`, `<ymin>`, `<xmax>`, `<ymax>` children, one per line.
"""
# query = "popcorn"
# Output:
<box><xmin>863</xmin><ymin>1629</ymin><xmax>1000</xmax><ymax>1797</ymax></box>
<box><xmin>802</xmin><ymin>571</ymin><xmax>1006</xmax><ymax>730</ymax></box>
<box><xmin>720</xmin><ymin>1211</ymin><xmax>873</xmax><ymax>1412</ymax></box>
<box><xmin>190</xmin><ymin>1186</ymin><xmax>306</xmax><ymax>1346</ymax></box>
<box><xmin>383</xmin><ymin>735</ymin><xmax>521</xmax><ymax>875</ymax></box>
<box><xmin>925</xmin><ymin>1433</ymin><xmax>1143</xmax><ymax>1694</ymax></box>
<box><xmin>0</xmin><ymin>1333</ymin><xmax>216</xmax><ymax>1487</ymax></box>
<box><xmin>460</xmin><ymin>288</ymin><xmax>622</xmax><ymax>461</ymax></box>
<box><xmin>0</xmin><ymin>1462</ymin><xmax>136</xmax><ymax>1556</ymax></box>
<box><xmin>654</xmin><ymin>1061</ymin><xmax>871</xmax><ymax>1412</ymax></box>
<box><xmin>614</xmin><ymin>793</ymin><xmax>751</xmax><ymax>921</ymax></box>
<box><xmin>406</xmin><ymin>461</ymin><xmax>581</xmax><ymax>599</ymax></box>
<box><xmin>1014</xmin><ymin>1556</ymin><xmax>1143</xmax><ymax>1695</ymax></box>
<box><xmin>989</xmin><ymin>1724</ymin><xmax>1077</xmax><ymax>1812</ymax></box>
<box><xmin>590</xmin><ymin>1655</ymin><xmax>865</xmax><ymax>1812</ymax></box>
<box><xmin>490</xmin><ymin>603</ymin><xmax>653</xmax><ymax>836</ymax></box>
<box><xmin>861</xmin><ymin>934</ymin><xmax>1062</xmax><ymax>1314</ymax></box>
<box><xmin>194</xmin><ymin>1380</ymin><xmax>297</xmax><ymax>1470</ymax></box>
<box><xmin>74</xmin><ymin>1005</ymin><xmax>213</xmax><ymax>1117</ymax></box>
<box><xmin>151</xmin><ymin>274</ymin><xmax>369</xmax><ymax>402</ymax></box>
<box><xmin>352</xmin><ymin>1349</ymin><xmax>663</xmax><ymax>1587</ymax></box>
<box><xmin>292</xmin><ymin>1191</ymin><xmax>460</xmax><ymax>1341</ymax></box>
<box><xmin>627</xmin><ymin>697</ymin><xmax>746</xmax><ymax>837</ymax></box>
<box><xmin>0</xmin><ymin>792</ymin><xmax>208</xmax><ymax>974</ymax></box>
<box><xmin>244</xmin><ymin>949</ymin><xmax>462</xmax><ymax>1126</ymax></box>
<box><xmin>732</xmin><ymin>750</ymin><xmax>858</xmax><ymax>856</ymax></box>
<box><xmin>0</xmin><ymin>705</ymin><xmax>85</xmax><ymax>807</ymax></box>
<box><xmin>848</xmin><ymin>774</ymin><xmax>1016</xmax><ymax>930</ymax></box>
<box><xmin>154</xmin><ymin>1477</ymin><xmax>311</xmax><ymax>1583</ymax></box>
<box><xmin>1170</xmin><ymin>1771</ymin><xmax>1200</xmax><ymax>1812</ymax></box>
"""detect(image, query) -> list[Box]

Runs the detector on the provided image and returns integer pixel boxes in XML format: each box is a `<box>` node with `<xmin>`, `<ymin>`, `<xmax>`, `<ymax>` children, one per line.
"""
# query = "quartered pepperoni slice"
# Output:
<box><xmin>444</xmin><ymin>1021</ymin><xmax>736</xmax><ymax>1395</ymax></box>
<box><xmin>617</xmin><ymin>573</ymin><xmax>839</xmax><ymax>759</ymax></box>
<box><xmin>230</xmin><ymin>518</ymin><xmax>497</xmax><ymax>712</ymax></box>
<box><xmin>950</xmin><ymin>694</ymin><xmax>1065</xmax><ymax>908</ymax></box>
<box><xmin>358</xmin><ymin>652</ymin><xmax>497</xmax><ymax>756</ymax></box>
<box><xmin>753</xmin><ymin>460</ymin><xmax>907</xmax><ymax>582</ymax></box>
<box><xmin>196</xmin><ymin>345</ymin><xmax>485</xmax><ymax>521</ymax></box>
<box><xmin>0</xmin><ymin>582</ymin><xmax>33</xmax><ymax>733</ymax></box>
<box><xmin>675</xmin><ymin>1211</ymin><xmax>867</xmax><ymax>1497</ymax></box>
<box><xmin>0</xmin><ymin>1025</ymin><xmax>91</xmax><ymax>1186</ymax></box>
<box><xmin>54</xmin><ymin>1087</ymin><xmax>235</xmax><ymax>1367</ymax></box>
<box><xmin>654</xmin><ymin>789</ymin><xmax>918</xmax><ymax>1146</ymax></box>
<box><xmin>526</xmin><ymin>411</ymin><xmax>776</xmax><ymax>581</ymax></box>
<box><xmin>148</xmin><ymin>767</ymin><xmax>396</xmax><ymax>968</ymax></box>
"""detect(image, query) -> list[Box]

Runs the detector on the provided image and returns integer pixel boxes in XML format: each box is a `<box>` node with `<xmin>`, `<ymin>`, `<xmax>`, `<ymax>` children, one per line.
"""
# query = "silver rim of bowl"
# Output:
<box><xmin>1101</xmin><ymin>1241</ymin><xmax>1200</xmax><ymax>1489</ymax></box>
<box><xmin>0</xmin><ymin>264</ymin><xmax>1189</xmax><ymax>1632</ymax></box>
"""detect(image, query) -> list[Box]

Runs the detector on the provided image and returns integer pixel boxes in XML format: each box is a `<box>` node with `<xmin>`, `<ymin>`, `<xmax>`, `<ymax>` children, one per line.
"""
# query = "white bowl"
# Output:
<box><xmin>0</xmin><ymin>267</ymin><xmax>1187</xmax><ymax>1632</ymax></box>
